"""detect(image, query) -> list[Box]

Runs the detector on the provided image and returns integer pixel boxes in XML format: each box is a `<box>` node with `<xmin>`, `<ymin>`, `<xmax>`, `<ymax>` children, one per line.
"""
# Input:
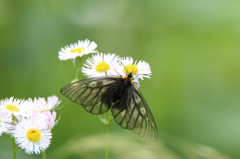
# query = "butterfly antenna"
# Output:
<box><xmin>120</xmin><ymin>62</ymin><xmax>128</xmax><ymax>76</ymax></box>
<box><xmin>131</xmin><ymin>68</ymin><xmax>134</xmax><ymax>73</ymax></box>
<box><xmin>114</xmin><ymin>67</ymin><xmax>122</xmax><ymax>77</ymax></box>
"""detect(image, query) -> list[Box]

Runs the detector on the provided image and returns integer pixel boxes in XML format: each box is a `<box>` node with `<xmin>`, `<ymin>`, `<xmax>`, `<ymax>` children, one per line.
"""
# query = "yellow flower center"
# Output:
<box><xmin>95</xmin><ymin>62</ymin><xmax>110</xmax><ymax>73</ymax></box>
<box><xmin>123</xmin><ymin>64</ymin><xmax>138</xmax><ymax>75</ymax></box>
<box><xmin>70</xmin><ymin>47</ymin><xmax>85</xmax><ymax>54</ymax></box>
<box><xmin>26</xmin><ymin>129</ymin><xmax>41</xmax><ymax>142</ymax></box>
<box><xmin>6</xmin><ymin>104</ymin><xmax>20</xmax><ymax>112</ymax></box>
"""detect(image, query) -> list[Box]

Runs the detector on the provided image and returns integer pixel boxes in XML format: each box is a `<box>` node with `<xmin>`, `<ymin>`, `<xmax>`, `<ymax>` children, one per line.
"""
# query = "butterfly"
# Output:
<box><xmin>60</xmin><ymin>72</ymin><xmax>159</xmax><ymax>141</ymax></box>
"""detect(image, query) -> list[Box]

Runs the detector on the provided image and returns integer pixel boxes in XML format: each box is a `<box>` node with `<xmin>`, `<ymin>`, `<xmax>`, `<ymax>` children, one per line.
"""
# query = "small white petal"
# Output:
<box><xmin>58</xmin><ymin>39</ymin><xmax>98</xmax><ymax>66</ymax></box>
<box><xmin>82</xmin><ymin>53</ymin><xmax>120</xmax><ymax>78</ymax></box>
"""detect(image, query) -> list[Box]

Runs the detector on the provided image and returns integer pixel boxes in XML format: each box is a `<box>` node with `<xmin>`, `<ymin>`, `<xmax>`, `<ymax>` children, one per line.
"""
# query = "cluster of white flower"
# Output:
<box><xmin>0</xmin><ymin>95</ymin><xmax>61</xmax><ymax>154</ymax></box>
<box><xmin>58</xmin><ymin>39</ymin><xmax>152</xmax><ymax>86</ymax></box>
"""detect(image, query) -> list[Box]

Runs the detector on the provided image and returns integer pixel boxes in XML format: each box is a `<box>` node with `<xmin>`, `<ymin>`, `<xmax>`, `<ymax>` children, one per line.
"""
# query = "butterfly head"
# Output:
<box><xmin>127</xmin><ymin>72</ymin><xmax>133</xmax><ymax>79</ymax></box>
<box><xmin>120</xmin><ymin>62</ymin><xmax>136</xmax><ymax>85</ymax></box>
<box><xmin>121</xmin><ymin>72</ymin><xmax>135</xmax><ymax>86</ymax></box>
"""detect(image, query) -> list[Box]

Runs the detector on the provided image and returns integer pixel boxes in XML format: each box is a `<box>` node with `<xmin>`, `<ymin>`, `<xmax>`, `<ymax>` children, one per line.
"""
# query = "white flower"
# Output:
<box><xmin>32</xmin><ymin>95</ymin><xmax>61</xmax><ymax>112</ymax></box>
<box><xmin>116</xmin><ymin>56</ymin><xmax>152</xmax><ymax>80</ymax></box>
<box><xmin>82</xmin><ymin>53</ymin><xmax>120</xmax><ymax>78</ymax></box>
<box><xmin>12</xmin><ymin>116</ymin><xmax>52</xmax><ymax>154</ymax></box>
<box><xmin>58</xmin><ymin>39</ymin><xmax>98</xmax><ymax>66</ymax></box>
<box><xmin>132</xmin><ymin>77</ymin><xmax>140</xmax><ymax>88</ymax></box>
<box><xmin>43</xmin><ymin>111</ymin><xmax>59</xmax><ymax>130</ymax></box>
<box><xmin>1</xmin><ymin>97</ymin><xmax>31</xmax><ymax>117</ymax></box>
<box><xmin>0</xmin><ymin>105</ymin><xmax>12</xmax><ymax>136</ymax></box>
<box><xmin>31</xmin><ymin>111</ymin><xmax>58</xmax><ymax>130</ymax></box>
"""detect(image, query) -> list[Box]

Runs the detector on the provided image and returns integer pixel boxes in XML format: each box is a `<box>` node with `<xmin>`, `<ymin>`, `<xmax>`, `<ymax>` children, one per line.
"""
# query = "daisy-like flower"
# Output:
<box><xmin>1</xmin><ymin>97</ymin><xmax>31</xmax><ymax>117</ymax></box>
<box><xmin>82</xmin><ymin>53</ymin><xmax>120</xmax><ymax>78</ymax></box>
<box><xmin>58</xmin><ymin>39</ymin><xmax>98</xmax><ymax>66</ymax></box>
<box><xmin>31</xmin><ymin>111</ymin><xmax>59</xmax><ymax>130</ymax></box>
<box><xmin>43</xmin><ymin>111</ymin><xmax>58</xmax><ymax>130</ymax></box>
<box><xmin>32</xmin><ymin>95</ymin><xmax>61</xmax><ymax>112</ymax></box>
<box><xmin>12</xmin><ymin>116</ymin><xmax>52</xmax><ymax>154</ymax></box>
<box><xmin>0</xmin><ymin>106</ymin><xmax>12</xmax><ymax>136</ymax></box>
<box><xmin>116</xmin><ymin>56</ymin><xmax>152</xmax><ymax>80</ymax></box>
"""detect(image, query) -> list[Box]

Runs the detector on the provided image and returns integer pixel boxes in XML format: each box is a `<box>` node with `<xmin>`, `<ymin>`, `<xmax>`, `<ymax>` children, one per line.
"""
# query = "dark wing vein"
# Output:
<box><xmin>60</xmin><ymin>77</ymin><xmax>119</xmax><ymax>115</ymax></box>
<box><xmin>131</xmin><ymin>85</ymin><xmax>159</xmax><ymax>141</ymax></box>
<box><xmin>111</xmin><ymin>85</ymin><xmax>159</xmax><ymax>141</ymax></box>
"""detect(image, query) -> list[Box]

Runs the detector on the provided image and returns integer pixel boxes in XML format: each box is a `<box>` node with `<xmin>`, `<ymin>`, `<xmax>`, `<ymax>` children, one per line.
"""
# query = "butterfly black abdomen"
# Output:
<box><xmin>111</xmin><ymin>85</ymin><xmax>125</xmax><ymax>103</ymax></box>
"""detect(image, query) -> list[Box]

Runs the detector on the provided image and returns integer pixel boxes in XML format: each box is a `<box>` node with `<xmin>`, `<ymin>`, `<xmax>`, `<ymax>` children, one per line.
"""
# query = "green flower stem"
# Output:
<box><xmin>105</xmin><ymin>111</ymin><xmax>113</xmax><ymax>159</ymax></box>
<box><xmin>9</xmin><ymin>116</ymin><xmax>17</xmax><ymax>159</ymax></box>
<box><xmin>42</xmin><ymin>151</ymin><xmax>46</xmax><ymax>159</ymax></box>
<box><xmin>71</xmin><ymin>68</ymin><xmax>82</xmax><ymax>83</ymax></box>
<box><xmin>71</xmin><ymin>57</ymin><xmax>83</xmax><ymax>83</ymax></box>
<box><xmin>103</xmin><ymin>113</ymin><xmax>108</xmax><ymax>123</ymax></box>
<box><xmin>11</xmin><ymin>136</ymin><xmax>16</xmax><ymax>159</ymax></box>
<box><xmin>75</xmin><ymin>67</ymin><xmax>82</xmax><ymax>80</ymax></box>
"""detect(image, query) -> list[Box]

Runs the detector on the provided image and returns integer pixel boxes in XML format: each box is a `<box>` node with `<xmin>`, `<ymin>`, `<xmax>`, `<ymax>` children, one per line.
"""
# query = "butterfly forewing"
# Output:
<box><xmin>60</xmin><ymin>77</ymin><xmax>118</xmax><ymax>114</ymax></box>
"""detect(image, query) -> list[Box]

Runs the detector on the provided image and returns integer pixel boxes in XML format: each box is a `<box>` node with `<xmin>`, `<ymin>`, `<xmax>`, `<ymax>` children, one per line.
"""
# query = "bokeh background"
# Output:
<box><xmin>1</xmin><ymin>0</ymin><xmax>240</xmax><ymax>158</ymax></box>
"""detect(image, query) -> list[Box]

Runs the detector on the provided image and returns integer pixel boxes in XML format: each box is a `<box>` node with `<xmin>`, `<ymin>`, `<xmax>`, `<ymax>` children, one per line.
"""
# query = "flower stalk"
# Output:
<box><xmin>11</xmin><ymin>136</ymin><xmax>16</xmax><ymax>159</ymax></box>
<box><xmin>42</xmin><ymin>151</ymin><xmax>46</xmax><ymax>159</ymax></box>
<box><xmin>105</xmin><ymin>111</ymin><xmax>113</xmax><ymax>159</ymax></box>
<box><xmin>71</xmin><ymin>67</ymin><xmax>82</xmax><ymax>83</ymax></box>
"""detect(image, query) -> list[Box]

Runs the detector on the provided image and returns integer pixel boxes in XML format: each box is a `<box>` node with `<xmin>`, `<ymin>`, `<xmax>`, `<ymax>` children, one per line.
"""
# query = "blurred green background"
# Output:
<box><xmin>1</xmin><ymin>0</ymin><xmax>240</xmax><ymax>158</ymax></box>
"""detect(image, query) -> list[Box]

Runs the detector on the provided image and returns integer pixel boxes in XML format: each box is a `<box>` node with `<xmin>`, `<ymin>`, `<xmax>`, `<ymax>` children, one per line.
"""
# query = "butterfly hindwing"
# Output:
<box><xmin>131</xmin><ymin>86</ymin><xmax>159</xmax><ymax>141</ymax></box>
<box><xmin>60</xmin><ymin>77</ymin><xmax>118</xmax><ymax>114</ymax></box>
<box><xmin>111</xmin><ymin>85</ymin><xmax>159</xmax><ymax>141</ymax></box>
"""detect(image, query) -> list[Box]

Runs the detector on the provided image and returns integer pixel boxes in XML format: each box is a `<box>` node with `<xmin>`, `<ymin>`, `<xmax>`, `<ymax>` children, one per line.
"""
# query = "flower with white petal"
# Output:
<box><xmin>0</xmin><ymin>105</ymin><xmax>12</xmax><ymax>136</ymax></box>
<box><xmin>42</xmin><ymin>111</ymin><xmax>58</xmax><ymax>130</ymax></box>
<box><xmin>12</xmin><ymin>116</ymin><xmax>52</xmax><ymax>154</ymax></box>
<box><xmin>1</xmin><ymin>97</ymin><xmax>31</xmax><ymax>117</ymax></box>
<box><xmin>82</xmin><ymin>53</ymin><xmax>120</xmax><ymax>78</ymax></box>
<box><xmin>132</xmin><ymin>76</ymin><xmax>140</xmax><ymax>88</ymax></box>
<box><xmin>33</xmin><ymin>95</ymin><xmax>61</xmax><ymax>112</ymax></box>
<box><xmin>58</xmin><ymin>39</ymin><xmax>98</xmax><ymax>66</ymax></box>
<box><xmin>31</xmin><ymin>111</ymin><xmax>58</xmax><ymax>130</ymax></box>
<box><xmin>116</xmin><ymin>56</ymin><xmax>152</xmax><ymax>80</ymax></box>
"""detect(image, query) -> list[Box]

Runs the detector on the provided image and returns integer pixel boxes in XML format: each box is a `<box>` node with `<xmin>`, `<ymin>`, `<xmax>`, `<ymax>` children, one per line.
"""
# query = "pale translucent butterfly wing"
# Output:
<box><xmin>60</xmin><ymin>77</ymin><xmax>118</xmax><ymax>114</ymax></box>
<box><xmin>130</xmin><ymin>85</ymin><xmax>159</xmax><ymax>141</ymax></box>
<box><xmin>111</xmin><ymin>85</ymin><xmax>159</xmax><ymax>141</ymax></box>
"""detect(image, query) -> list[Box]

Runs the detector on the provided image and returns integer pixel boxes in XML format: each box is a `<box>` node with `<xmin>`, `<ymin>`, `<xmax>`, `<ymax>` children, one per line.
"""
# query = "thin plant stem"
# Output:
<box><xmin>71</xmin><ymin>67</ymin><xmax>82</xmax><ymax>83</ymax></box>
<box><xmin>105</xmin><ymin>111</ymin><xmax>113</xmax><ymax>159</ymax></box>
<box><xmin>11</xmin><ymin>137</ymin><xmax>16</xmax><ymax>159</ymax></box>
<box><xmin>42</xmin><ymin>151</ymin><xmax>46</xmax><ymax>159</ymax></box>
<box><xmin>75</xmin><ymin>67</ymin><xmax>82</xmax><ymax>80</ymax></box>
<box><xmin>71</xmin><ymin>57</ymin><xmax>82</xmax><ymax>83</ymax></box>
<box><xmin>103</xmin><ymin>113</ymin><xmax>108</xmax><ymax>123</ymax></box>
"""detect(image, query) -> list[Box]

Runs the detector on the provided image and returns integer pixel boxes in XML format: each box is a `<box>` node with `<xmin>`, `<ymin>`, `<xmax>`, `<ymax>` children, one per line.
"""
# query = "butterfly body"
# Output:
<box><xmin>61</xmin><ymin>73</ymin><xmax>159</xmax><ymax>141</ymax></box>
<box><xmin>104</xmin><ymin>73</ymin><xmax>133</xmax><ymax>104</ymax></box>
